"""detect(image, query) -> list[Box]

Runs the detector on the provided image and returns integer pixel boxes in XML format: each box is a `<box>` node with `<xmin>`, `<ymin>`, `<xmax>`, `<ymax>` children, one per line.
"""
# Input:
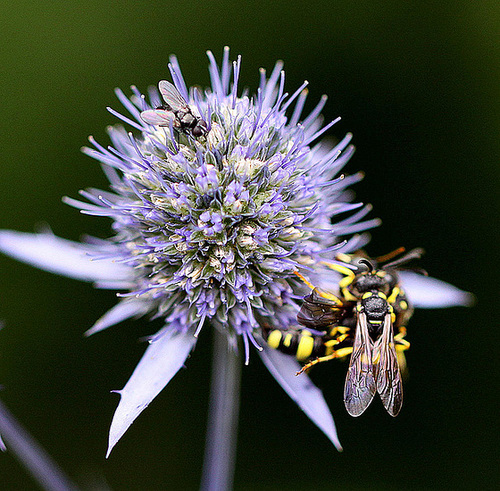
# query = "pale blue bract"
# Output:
<box><xmin>0</xmin><ymin>48</ymin><xmax>472</xmax><ymax>456</ymax></box>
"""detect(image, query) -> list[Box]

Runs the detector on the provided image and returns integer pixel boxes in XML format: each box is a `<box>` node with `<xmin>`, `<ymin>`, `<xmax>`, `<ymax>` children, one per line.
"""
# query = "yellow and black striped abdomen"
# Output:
<box><xmin>263</xmin><ymin>328</ymin><xmax>327</xmax><ymax>361</ymax></box>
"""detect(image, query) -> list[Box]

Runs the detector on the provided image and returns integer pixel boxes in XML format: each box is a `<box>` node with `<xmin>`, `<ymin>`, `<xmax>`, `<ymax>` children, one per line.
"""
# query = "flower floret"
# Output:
<box><xmin>71</xmin><ymin>49</ymin><xmax>380</xmax><ymax>347</ymax></box>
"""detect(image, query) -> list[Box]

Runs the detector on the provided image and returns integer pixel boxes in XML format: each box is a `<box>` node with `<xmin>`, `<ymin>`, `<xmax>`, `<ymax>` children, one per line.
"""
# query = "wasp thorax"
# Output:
<box><xmin>361</xmin><ymin>294</ymin><xmax>388</xmax><ymax>319</ymax></box>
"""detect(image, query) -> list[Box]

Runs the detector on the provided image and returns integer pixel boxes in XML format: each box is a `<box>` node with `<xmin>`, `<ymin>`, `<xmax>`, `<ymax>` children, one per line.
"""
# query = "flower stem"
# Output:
<box><xmin>200</xmin><ymin>328</ymin><xmax>242</xmax><ymax>491</ymax></box>
<box><xmin>0</xmin><ymin>398</ymin><xmax>79</xmax><ymax>491</ymax></box>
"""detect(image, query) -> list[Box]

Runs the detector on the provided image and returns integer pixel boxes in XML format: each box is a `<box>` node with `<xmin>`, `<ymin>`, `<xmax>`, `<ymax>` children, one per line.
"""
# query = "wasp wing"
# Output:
<box><xmin>140</xmin><ymin>109</ymin><xmax>176</xmax><ymax>127</ymax></box>
<box><xmin>373</xmin><ymin>314</ymin><xmax>403</xmax><ymax>416</ymax></box>
<box><xmin>158</xmin><ymin>80</ymin><xmax>188</xmax><ymax>111</ymax></box>
<box><xmin>297</xmin><ymin>289</ymin><xmax>344</xmax><ymax>330</ymax></box>
<box><xmin>343</xmin><ymin>312</ymin><xmax>376</xmax><ymax>416</ymax></box>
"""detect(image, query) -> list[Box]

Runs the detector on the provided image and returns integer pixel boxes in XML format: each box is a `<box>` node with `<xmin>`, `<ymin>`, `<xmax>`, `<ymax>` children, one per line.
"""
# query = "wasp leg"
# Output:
<box><xmin>394</xmin><ymin>327</ymin><xmax>410</xmax><ymax>349</ymax></box>
<box><xmin>319</xmin><ymin>259</ymin><xmax>355</xmax><ymax>278</ymax></box>
<box><xmin>296</xmin><ymin>338</ymin><xmax>353</xmax><ymax>375</ymax></box>
<box><xmin>294</xmin><ymin>271</ymin><xmax>344</xmax><ymax>306</ymax></box>
<box><xmin>296</xmin><ymin>351</ymin><xmax>339</xmax><ymax>375</ymax></box>
<box><xmin>394</xmin><ymin>327</ymin><xmax>410</xmax><ymax>380</ymax></box>
<box><xmin>318</xmin><ymin>260</ymin><xmax>359</xmax><ymax>302</ymax></box>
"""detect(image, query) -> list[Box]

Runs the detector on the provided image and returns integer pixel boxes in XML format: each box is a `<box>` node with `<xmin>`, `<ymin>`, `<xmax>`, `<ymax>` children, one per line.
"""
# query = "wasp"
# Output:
<box><xmin>263</xmin><ymin>247</ymin><xmax>423</xmax><ymax>417</ymax></box>
<box><xmin>141</xmin><ymin>80</ymin><xmax>208</xmax><ymax>138</ymax></box>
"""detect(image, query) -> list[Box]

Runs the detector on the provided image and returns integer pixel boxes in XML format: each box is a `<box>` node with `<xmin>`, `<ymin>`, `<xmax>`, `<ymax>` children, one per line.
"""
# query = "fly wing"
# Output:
<box><xmin>140</xmin><ymin>109</ymin><xmax>175</xmax><ymax>127</ymax></box>
<box><xmin>344</xmin><ymin>312</ymin><xmax>376</xmax><ymax>416</ymax></box>
<box><xmin>158</xmin><ymin>81</ymin><xmax>188</xmax><ymax>111</ymax></box>
<box><xmin>373</xmin><ymin>314</ymin><xmax>403</xmax><ymax>416</ymax></box>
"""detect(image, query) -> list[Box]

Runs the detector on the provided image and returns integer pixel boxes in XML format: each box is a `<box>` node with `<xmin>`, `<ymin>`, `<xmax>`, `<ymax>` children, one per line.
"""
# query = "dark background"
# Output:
<box><xmin>0</xmin><ymin>1</ymin><xmax>498</xmax><ymax>489</ymax></box>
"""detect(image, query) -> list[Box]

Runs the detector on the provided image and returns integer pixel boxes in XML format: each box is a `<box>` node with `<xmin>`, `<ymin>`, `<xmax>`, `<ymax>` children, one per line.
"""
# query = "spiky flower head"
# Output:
<box><xmin>70</xmin><ymin>48</ymin><xmax>378</xmax><ymax>359</ymax></box>
<box><xmin>0</xmin><ymin>48</ymin><xmax>387</xmax><ymax>454</ymax></box>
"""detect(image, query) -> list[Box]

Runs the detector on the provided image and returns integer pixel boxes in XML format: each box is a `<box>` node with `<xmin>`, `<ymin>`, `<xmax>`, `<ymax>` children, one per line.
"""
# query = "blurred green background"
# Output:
<box><xmin>0</xmin><ymin>1</ymin><xmax>498</xmax><ymax>489</ymax></box>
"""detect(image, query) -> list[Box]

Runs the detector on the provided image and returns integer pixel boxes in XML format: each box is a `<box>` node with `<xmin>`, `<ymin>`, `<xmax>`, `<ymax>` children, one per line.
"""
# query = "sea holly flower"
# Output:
<box><xmin>0</xmin><ymin>48</ymin><xmax>471</xmax><ymax>480</ymax></box>
<box><xmin>1</xmin><ymin>48</ymin><xmax>368</xmax><ymax>455</ymax></box>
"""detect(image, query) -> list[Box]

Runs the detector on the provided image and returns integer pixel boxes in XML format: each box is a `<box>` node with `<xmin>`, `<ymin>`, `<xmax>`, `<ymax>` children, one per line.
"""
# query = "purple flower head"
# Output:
<box><xmin>68</xmin><ymin>51</ymin><xmax>379</xmax><ymax>348</ymax></box>
<box><xmin>0</xmin><ymin>48</ymin><xmax>472</xmax><ymax>458</ymax></box>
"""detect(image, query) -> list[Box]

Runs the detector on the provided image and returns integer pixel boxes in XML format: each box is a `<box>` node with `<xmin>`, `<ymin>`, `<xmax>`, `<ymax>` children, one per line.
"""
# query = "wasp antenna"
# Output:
<box><xmin>383</xmin><ymin>248</ymin><xmax>425</xmax><ymax>269</ymax></box>
<box><xmin>376</xmin><ymin>247</ymin><xmax>406</xmax><ymax>263</ymax></box>
<box><xmin>358</xmin><ymin>258</ymin><xmax>374</xmax><ymax>272</ymax></box>
<box><xmin>402</xmin><ymin>267</ymin><xmax>428</xmax><ymax>276</ymax></box>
